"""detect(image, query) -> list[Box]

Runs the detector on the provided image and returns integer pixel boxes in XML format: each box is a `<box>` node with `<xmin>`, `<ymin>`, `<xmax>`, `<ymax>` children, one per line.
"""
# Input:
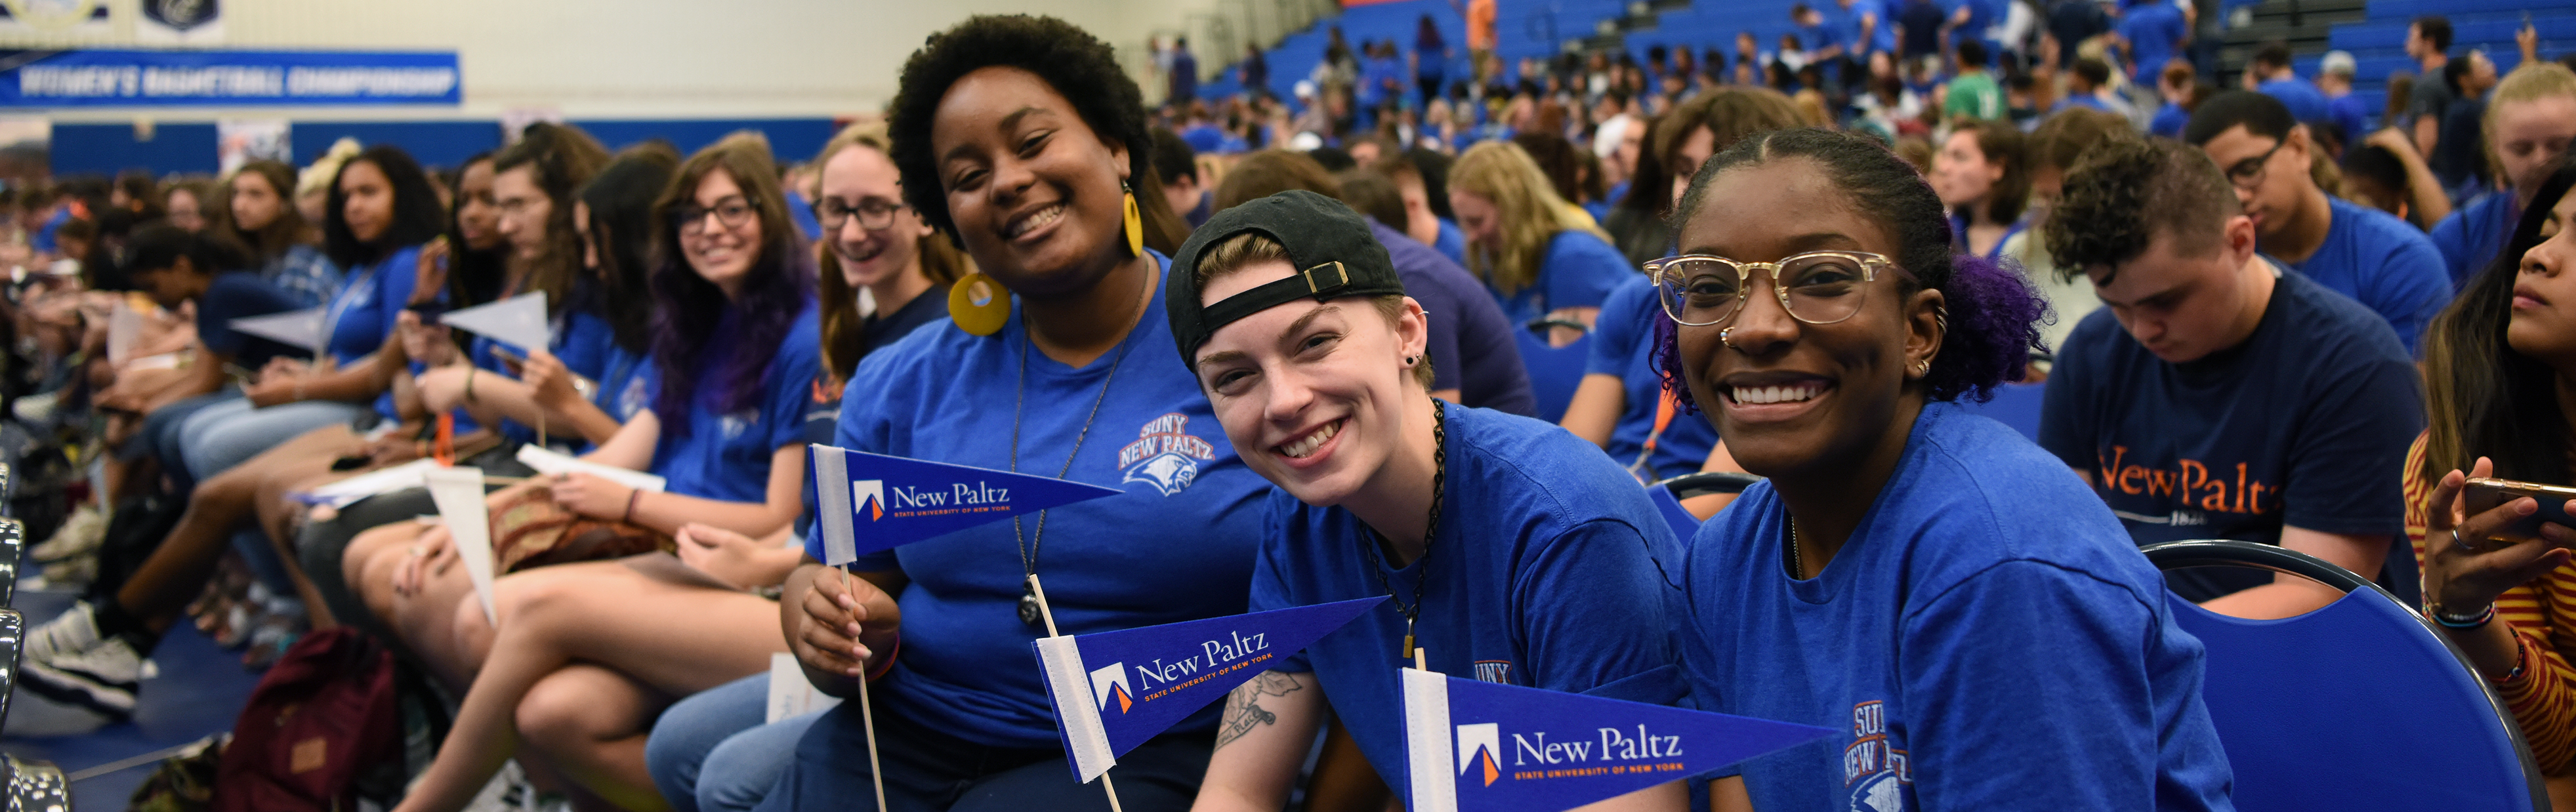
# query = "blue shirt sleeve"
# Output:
<box><xmin>815</xmin><ymin>344</ymin><xmax>906</xmax><ymax>569</ymax></box>
<box><xmin>1247</xmin><ymin>498</ymin><xmax>1312</xmax><ymax>674</ymax></box>
<box><xmin>1518</xmin><ymin>518</ymin><xmax>1689</xmax><ymax>704</ymax></box>
<box><xmin>2430</xmin><ymin>207</ymin><xmax>2474</xmax><ymax>287</ymax></box>
<box><xmin>1585</xmin><ymin>279</ymin><xmax>1651</xmax><ymax>377</ymax></box>
<box><xmin>2363</xmin><ymin>230</ymin><xmax>2450</xmax><ymax>354</ymax></box>
<box><xmin>1900</xmin><ymin>560</ymin><xmax>2205</xmax><ymax>809</ymax></box>
<box><xmin>1539</xmin><ymin>232</ymin><xmax>1634</xmax><ymax>313</ymax></box>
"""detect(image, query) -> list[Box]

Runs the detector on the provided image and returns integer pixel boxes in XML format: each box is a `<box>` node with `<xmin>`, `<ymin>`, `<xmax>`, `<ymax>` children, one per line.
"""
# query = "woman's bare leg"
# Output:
<box><xmin>516</xmin><ymin>663</ymin><xmax>674</xmax><ymax>811</ymax></box>
<box><xmin>389</xmin><ymin>562</ymin><xmax>784</xmax><ymax>812</ymax></box>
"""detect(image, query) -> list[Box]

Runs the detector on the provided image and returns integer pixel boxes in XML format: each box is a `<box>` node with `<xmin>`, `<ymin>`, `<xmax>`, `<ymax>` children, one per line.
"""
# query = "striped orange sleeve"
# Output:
<box><xmin>2405</xmin><ymin>434</ymin><xmax>2576</xmax><ymax>773</ymax></box>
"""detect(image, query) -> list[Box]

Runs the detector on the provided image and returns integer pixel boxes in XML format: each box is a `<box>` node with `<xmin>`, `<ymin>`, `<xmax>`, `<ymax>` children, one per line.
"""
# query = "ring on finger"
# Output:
<box><xmin>2454</xmin><ymin>527</ymin><xmax>2487</xmax><ymax>553</ymax></box>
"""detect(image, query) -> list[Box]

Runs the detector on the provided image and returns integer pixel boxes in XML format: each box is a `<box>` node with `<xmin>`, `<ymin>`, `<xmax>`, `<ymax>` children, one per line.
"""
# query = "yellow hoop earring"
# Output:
<box><xmin>948</xmin><ymin>272</ymin><xmax>1009</xmax><ymax>336</ymax></box>
<box><xmin>1121</xmin><ymin>180</ymin><xmax>1144</xmax><ymax>258</ymax></box>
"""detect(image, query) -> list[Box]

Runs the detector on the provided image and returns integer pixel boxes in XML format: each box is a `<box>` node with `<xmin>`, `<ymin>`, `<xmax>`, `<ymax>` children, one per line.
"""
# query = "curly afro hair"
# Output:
<box><xmin>885</xmin><ymin>14</ymin><xmax>1185</xmax><ymax>253</ymax></box>
<box><xmin>2040</xmin><ymin>137</ymin><xmax>2238</xmax><ymax>287</ymax></box>
<box><xmin>1659</xmin><ymin>127</ymin><xmax>2048</xmax><ymax>407</ymax></box>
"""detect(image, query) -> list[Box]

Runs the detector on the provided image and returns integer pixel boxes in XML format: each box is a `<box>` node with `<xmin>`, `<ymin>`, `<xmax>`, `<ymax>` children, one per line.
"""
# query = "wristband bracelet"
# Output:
<box><xmin>2496</xmin><ymin>633</ymin><xmax>2531</xmax><ymax>684</ymax></box>
<box><xmin>866</xmin><ymin>634</ymin><xmax>901</xmax><ymax>682</ymax></box>
<box><xmin>2432</xmin><ymin>602</ymin><xmax>2497</xmax><ymax>629</ymax></box>
<box><xmin>463</xmin><ymin>367</ymin><xmax>478</xmax><ymax>403</ymax></box>
<box><xmin>622</xmin><ymin>487</ymin><xmax>642</xmax><ymax>523</ymax></box>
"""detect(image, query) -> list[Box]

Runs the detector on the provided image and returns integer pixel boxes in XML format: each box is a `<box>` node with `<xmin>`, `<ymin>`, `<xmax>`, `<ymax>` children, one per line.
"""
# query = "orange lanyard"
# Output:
<box><xmin>1627</xmin><ymin>389</ymin><xmax>1680</xmax><ymax>483</ymax></box>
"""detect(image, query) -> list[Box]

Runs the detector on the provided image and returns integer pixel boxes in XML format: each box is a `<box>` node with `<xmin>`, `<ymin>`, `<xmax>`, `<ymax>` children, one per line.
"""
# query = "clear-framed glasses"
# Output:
<box><xmin>671</xmin><ymin>197</ymin><xmax>757</xmax><ymax>237</ymax></box>
<box><xmin>1643</xmin><ymin>251</ymin><xmax>1900</xmax><ymax>327</ymax></box>
<box><xmin>814</xmin><ymin>197</ymin><xmax>907</xmax><ymax>232</ymax></box>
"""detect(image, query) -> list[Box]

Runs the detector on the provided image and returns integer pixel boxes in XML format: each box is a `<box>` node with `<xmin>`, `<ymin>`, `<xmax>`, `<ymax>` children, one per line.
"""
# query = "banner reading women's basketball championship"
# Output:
<box><xmin>1034</xmin><ymin>598</ymin><xmax>1385</xmax><ymax>782</ymax></box>
<box><xmin>1402</xmin><ymin>669</ymin><xmax>1831</xmax><ymax>812</ymax></box>
<box><xmin>806</xmin><ymin>445</ymin><xmax>1125</xmax><ymax>565</ymax></box>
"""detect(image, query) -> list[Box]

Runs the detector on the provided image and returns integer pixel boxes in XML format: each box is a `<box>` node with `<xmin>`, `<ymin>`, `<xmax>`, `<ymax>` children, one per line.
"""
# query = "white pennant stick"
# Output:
<box><xmin>841</xmin><ymin>567</ymin><xmax>889</xmax><ymax>812</ymax></box>
<box><xmin>1028</xmin><ymin>573</ymin><xmax>1125</xmax><ymax>812</ymax></box>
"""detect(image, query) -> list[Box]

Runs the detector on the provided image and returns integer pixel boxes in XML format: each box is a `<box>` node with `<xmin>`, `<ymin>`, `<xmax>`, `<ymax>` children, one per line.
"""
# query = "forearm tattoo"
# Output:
<box><xmin>1214</xmin><ymin>672</ymin><xmax>1304</xmax><ymax>750</ymax></box>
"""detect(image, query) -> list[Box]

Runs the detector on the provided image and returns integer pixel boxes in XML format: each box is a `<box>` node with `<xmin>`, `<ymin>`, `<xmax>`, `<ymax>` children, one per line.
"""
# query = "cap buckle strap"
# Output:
<box><xmin>1302</xmin><ymin>261</ymin><xmax>1350</xmax><ymax>299</ymax></box>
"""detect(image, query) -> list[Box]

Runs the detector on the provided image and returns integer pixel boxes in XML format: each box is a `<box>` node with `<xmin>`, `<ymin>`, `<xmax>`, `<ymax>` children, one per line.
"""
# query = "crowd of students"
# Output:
<box><xmin>1</xmin><ymin>5</ymin><xmax>2575</xmax><ymax>811</ymax></box>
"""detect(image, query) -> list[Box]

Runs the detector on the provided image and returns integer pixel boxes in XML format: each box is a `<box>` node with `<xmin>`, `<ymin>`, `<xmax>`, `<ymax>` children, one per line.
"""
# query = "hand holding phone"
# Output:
<box><xmin>489</xmin><ymin>346</ymin><xmax>528</xmax><ymax>376</ymax></box>
<box><xmin>2463</xmin><ymin>477</ymin><xmax>2576</xmax><ymax>543</ymax></box>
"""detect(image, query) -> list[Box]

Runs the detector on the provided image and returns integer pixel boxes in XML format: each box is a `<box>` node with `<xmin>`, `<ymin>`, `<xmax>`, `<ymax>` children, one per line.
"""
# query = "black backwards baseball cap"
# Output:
<box><xmin>1166</xmin><ymin>189</ymin><xmax>1409</xmax><ymax>368</ymax></box>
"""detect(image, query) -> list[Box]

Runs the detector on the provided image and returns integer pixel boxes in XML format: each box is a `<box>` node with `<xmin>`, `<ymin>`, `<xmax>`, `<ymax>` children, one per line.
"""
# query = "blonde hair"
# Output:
<box><xmin>2486</xmin><ymin>63</ymin><xmax>2576</xmax><ymax>182</ymax></box>
<box><xmin>811</xmin><ymin>121</ymin><xmax>973</xmax><ymax>380</ymax></box>
<box><xmin>1190</xmin><ymin>231</ymin><xmax>1433</xmax><ymax>390</ymax></box>
<box><xmin>1448</xmin><ymin>140</ymin><xmax>1608</xmax><ymax>296</ymax></box>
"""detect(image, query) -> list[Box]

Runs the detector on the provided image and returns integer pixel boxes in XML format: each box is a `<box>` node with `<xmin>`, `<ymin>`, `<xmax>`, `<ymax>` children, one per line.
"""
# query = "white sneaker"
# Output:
<box><xmin>30</xmin><ymin>505</ymin><xmax>106</xmax><ymax>563</ymax></box>
<box><xmin>19</xmin><ymin>615</ymin><xmax>142</xmax><ymax>720</ymax></box>
<box><xmin>22</xmin><ymin>601</ymin><xmax>102</xmax><ymax>665</ymax></box>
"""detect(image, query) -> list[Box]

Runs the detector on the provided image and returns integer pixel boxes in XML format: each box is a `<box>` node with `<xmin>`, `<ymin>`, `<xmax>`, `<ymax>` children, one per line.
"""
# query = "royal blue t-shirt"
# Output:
<box><xmin>1676</xmin><ymin>403</ymin><xmax>2234</xmax><ymax>811</ymax></box>
<box><xmin>323</xmin><ymin>245</ymin><xmax>423</xmax><ymax>367</ymax></box>
<box><xmin>2040</xmin><ymin>268</ymin><xmax>2423</xmax><ymax>601</ymax></box>
<box><xmin>2256</xmin><ymin>78</ymin><xmax>2332</xmax><ymax>127</ymax></box>
<box><xmin>470</xmin><ymin>303</ymin><xmax>624</xmax><ymax>447</ymax></box>
<box><xmin>2275</xmin><ymin>197</ymin><xmax>2449</xmax><ymax>353</ymax></box>
<box><xmin>1493</xmin><ymin>230</ymin><xmax>1635</xmax><ymax>326</ymax></box>
<box><xmin>1434</xmin><ymin>219</ymin><xmax>1468</xmax><ymax>268</ymax></box>
<box><xmin>2118</xmin><ymin>2</ymin><xmax>2187</xmax><ymax>83</ymax></box>
<box><xmin>1847</xmin><ymin>0</ymin><xmax>1899</xmax><ymax>54</ymax></box>
<box><xmin>2325</xmin><ymin>92</ymin><xmax>2373</xmax><ymax>144</ymax></box>
<box><xmin>2432</xmin><ymin>192</ymin><xmax>2520</xmax><ymax>289</ymax></box>
<box><xmin>2150</xmin><ymin>102</ymin><xmax>2191</xmax><ymax>138</ymax></box>
<box><xmin>197</xmin><ymin>272</ymin><xmax>310</xmax><ymax>370</ymax></box>
<box><xmin>1372</xmin><ymin>220</ymin><xmax>1536</xmax><ymax>416</ymax></box>
<box><xmin>810</xmin><ymin>254</ymin><xmax>1269</xmax><ymax>749</ymax></box>
<box><xmin>649</xmin><ymin>304</ymin><xmax>822</xmax><ymax>504</ymax></box>
<box><xmin>1586</xmin><ymin>277</ymin><xmax>1721</xmax><ymax>481</ymax></box>
<box><xmin>1254</xmin><ymin>403</ymin><xmax>1688</xmax><ymax>805</ymax></box>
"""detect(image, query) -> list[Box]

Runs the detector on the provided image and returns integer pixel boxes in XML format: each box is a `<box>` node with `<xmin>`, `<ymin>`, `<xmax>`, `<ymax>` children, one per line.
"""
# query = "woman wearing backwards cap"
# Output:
<box><xmin>1171</xmin><ymin>190</ymin><xmax>1691</xmax><ymax>812</ymax></box>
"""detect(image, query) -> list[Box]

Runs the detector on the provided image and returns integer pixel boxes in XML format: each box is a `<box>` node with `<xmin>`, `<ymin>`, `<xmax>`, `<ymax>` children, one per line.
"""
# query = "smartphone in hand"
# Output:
<box><xmin>489</xmin><ymin>345</ymin><xmax>528</xmax><ymax>376</ymax></box>
<box><xmin>2464</xmin><ymin>477</ymin><xmax>2576</xmax><ymax>542</ymax></box>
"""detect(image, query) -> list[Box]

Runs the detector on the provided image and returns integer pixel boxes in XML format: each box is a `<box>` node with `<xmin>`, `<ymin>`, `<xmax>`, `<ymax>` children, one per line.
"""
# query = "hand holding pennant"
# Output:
<box><xmin>229</xmin><ymin>307</ymin><xmax>331</xmax><ymax>355</ymax></box>
<box><xmin>803</xmin><ymin>444</ymin><xmax>1127</xmax><ymax>811</ymax></box>
<box><xmin>805</xmin><ymin>444</ymin><xmax>1126</xmax><ymax>565</ymax></box>
<box><xmin>1402</xmin><ymin>670</ymin><xmax>1831</xmax><ymax>812</ymax></box>
<box><xmin>1033</xmin><ymin>597</ymin><xmax>1386</xmax><ymax>783</ymax></box>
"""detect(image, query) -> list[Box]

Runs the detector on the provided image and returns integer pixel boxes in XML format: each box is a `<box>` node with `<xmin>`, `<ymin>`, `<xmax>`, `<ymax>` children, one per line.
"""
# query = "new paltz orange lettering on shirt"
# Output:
<box><xmin>2095</xmin><ymin>445</ymin><xmax>2277</xmax><ymax>518</ymax></box>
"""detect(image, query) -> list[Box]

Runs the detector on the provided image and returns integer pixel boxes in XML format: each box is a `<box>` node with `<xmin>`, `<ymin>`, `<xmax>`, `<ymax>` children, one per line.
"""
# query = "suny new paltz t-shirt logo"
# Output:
<box><xmin>1119</xmin><ymin>413</ymin><xmax>1217</xmax><ymax>496</ymax></box>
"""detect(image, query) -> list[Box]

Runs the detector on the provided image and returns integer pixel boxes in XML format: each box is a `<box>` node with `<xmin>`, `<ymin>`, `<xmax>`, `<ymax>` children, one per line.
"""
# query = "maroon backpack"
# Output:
<box><xmin>213</xmin><ymin>628</ymin><xmax>400</xmax><ymax>812</ymax></box>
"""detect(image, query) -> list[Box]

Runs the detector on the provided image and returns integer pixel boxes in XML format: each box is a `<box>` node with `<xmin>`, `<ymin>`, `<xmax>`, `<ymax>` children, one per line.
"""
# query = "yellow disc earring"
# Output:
<box><xmin>948</xmin><ymin>271</ymin><xmax>1009</xmax><ymax>336</ymax></box>
<box><xmin>1121</xmin><ymin>180</ymin><xmax>1145</xmax><ymax>258</ymax></box>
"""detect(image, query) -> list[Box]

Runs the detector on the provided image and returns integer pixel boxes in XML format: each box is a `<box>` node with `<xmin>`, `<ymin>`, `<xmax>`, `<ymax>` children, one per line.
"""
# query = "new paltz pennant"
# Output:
<box><xmin>806</xmin><ymin>445</ymin><xmax>1125</xmax><ymax>566</ymax></box>
<box><xmin>1034</xmin><ymin>598</ymin><xmax>1385</xmax><ymax>782</ymax></box>
<box><xmin>1403</xmin><ymin>670</ymin><xmax>1830</xmax><ymax>812</ymax></box>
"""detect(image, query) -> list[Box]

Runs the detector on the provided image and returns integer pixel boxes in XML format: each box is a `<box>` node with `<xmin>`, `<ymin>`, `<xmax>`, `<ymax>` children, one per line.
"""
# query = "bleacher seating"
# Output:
<box><xmin>0</xmin><ymin>466</ymin><xmax>74</xmax><ymax>811</ymax></box>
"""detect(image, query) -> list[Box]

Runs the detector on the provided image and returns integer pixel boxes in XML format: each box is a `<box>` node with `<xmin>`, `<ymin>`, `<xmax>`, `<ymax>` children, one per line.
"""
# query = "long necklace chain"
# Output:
<box><xmin>1007</xmin><ymin>268</ymin><xmax>1149</xmax><ymax>628</ymax></box>
<box><xmin>1361</xmin><ymin>397</ymin><xmax>1445</xmax><ymax>661</ymax></box>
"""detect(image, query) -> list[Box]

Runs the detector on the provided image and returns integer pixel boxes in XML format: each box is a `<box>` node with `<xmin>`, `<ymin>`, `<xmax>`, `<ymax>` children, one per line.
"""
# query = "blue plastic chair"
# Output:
<box><xmin>1516</xmin><ymin>328</ymin><xmax>1592</xmax><ymax>424</ymax></box>
<box><xmin>2142</xmin><ymin>540</ymin><xmax>2546</xmax><ymax>812</ymax></box>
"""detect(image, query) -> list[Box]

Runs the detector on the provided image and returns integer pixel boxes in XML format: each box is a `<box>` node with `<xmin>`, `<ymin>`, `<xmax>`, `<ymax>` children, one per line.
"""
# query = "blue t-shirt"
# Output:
<box><xmin>2431</xmin><ymin>192</ymin><xmax>2520</xmax><ymax>289</ymax></box>
<box><xmin>2149</xmin><ymin>102</ymin><xmax>2191</xmax><ymax>138</ymax></box>
<box><xmin>1676</xmin><ymin>403</ymin><xmax>2234</xmax><ymax>811</ymax></box>
<box><xmin>1493</xmin><ymin>230</ymin><xmax>1634</xmax><ymax>326</ymax></box>
<box><xmin>2325</xmin><ymin>92</ymin><xmax>2373</xmax><ymax>145</ymax></box>
<box><xmin>471</xmin><ymin>302</ymin><xmax>624</xmax><ymax>447</ymax></box>
<box><xmin>197</xmin><ymin>272</ymin><xmax>310</xmax><ymax>370</ymax></box>
<box><xmin>261</xmin><ymin>243</ymin><xmax>344</xmax><ymax>310</ymax></box>
<box><xmin>1586</xmin><ymin>277</ymin><xmax>1720</xmax><ymax>480</ymax></box>
<box><xmin>322</xmin><ymin>245</ymin><xmax>423</xmax><ymax>366</ymax></box>
<box><xmin>1434</xmin><ymin>219</ymin><xmax>1468</xmax><ymax>268</ymax></box>
<box><xmin>2040</xmin><ymin>268</ymin><xmax>2423</xmax><ymax>602</ymax></box>
<box><xmin>1373</xmin><ymin>220</ymin><xmax>1535</xmax><ymax>416</ymax></box>
<box><xmin>2256</xmin><ymin>78</ymin><xmax>2333</xmax><ymax>127</ymax></box>
<box><xmin>810</xmin><ymin>253</ymin><xmax>1269</xmax><ymax>749</ymax></box>
<box><xmin>1254</xmin><ymin>403</ymin><xmax>1688</xmax><ymax>805</ymax></box>
<box><xmin>2118</xmin><ymin>2</ymin><xmax>2187</xmax><ymax>83</ymax></box>
<box><xmin>2275</xmin><ymin>197</ymin><xmax>2450</xmax><ymax>352</ymax></box>
<box><xmin>1846</xmin><ymin>0</ymin><xmax>1899</xmax><ymax>54</ymax></box>
<box><xmin>649</xmin><ymin>304</ymin><xmax>823</xmax><ymax>504</ymax></box>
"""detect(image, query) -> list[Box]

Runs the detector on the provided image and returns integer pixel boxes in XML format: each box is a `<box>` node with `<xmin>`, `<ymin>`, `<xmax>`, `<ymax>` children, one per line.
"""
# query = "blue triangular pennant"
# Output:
<box><xmin>1402</xmin><ymin>670</ymin><xmax>1830</xmax><ymax>812</ymax></box>
<box><xmin>1033</xmin><ymin>597</ymin><xmax>1386</xmax><ymax>782</ymax></box>
<box><xmin>806</xmin><ymin>445</ymin><xmax>1126</xmax><ymax>565</ymax></box>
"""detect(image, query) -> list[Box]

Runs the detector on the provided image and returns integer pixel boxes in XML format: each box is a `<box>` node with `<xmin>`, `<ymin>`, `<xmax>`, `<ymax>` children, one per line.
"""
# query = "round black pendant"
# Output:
<box><xmin>1018</xmin><ymin>588</ymin><xmax>1044</xmax><ymax>628</ymax></box>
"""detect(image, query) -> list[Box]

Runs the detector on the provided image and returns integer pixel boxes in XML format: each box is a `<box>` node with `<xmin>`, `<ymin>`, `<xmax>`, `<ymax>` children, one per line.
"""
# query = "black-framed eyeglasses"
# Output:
<box><xmin>671</xmin><ymin>197</ymin><xmax>757</xmax><ymax>237</ymax></box>
<box><xmin>1642</xmin><ymin>251</ymin><xmax>1901</xmax><ymax>327</ymax></box>
<box><xmin>814</xmin><ymin>197</ymin><xmax>907</xmax><ymax>232</ymax></box>
<box><xmin>2224</xmin><ymin>140</ymin><xmax>2287</xmax><ymax>190</ymax></box>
